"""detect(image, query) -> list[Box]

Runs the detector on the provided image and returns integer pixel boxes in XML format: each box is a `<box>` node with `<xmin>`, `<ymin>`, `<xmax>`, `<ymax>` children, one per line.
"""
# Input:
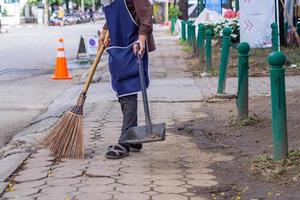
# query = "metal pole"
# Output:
<box><xmin>181</xmin><ymin>20</ymin><xmax>187</xmax><ymax>41</ymax></box>
<box><xmin>191</xmin><ymin>24</ymin><xmax>196</xmax><ymax>53</ymax></box>
<box><xmin>205</xmin><ymin>29</ymin><xmax>213</xmax><ymax>73</ymax></box>
<box><xmin>197</xmin><ymin>24</ymin><xmax>205</xmax><ymax>63</ymax></box>
<box><xmin>237</xmin><ymin>42</ymin><xmax>250</xmax><ymax>119</ymax></box>
<box><xmin>165</xmin><ymin>0</ymin><xmax>169</xmax><ymax>24</ymax></box>
<box><xmin>171</xmin><ymin>17</ymin><xmax>176</xmax><ymax>34</ymax></box>
<box><xmin>217</xmin><ymin>27</ymin><xmax>232</xmax><ymax>94</ymax></box>
<box><xmin>235</xmin><ymin>0</ymin><xmax>239</xmax><ymax>12</ymax></box>
<box><xmin>268</xmin><ymin>51</ymin><xmax>288</xmax><ymax>160</ymax></box>
<box><xmin>43</xmin><ymin>0</ymin><xmax>49</xmax><ymax>25</ymax></box>
<box><xmin>187</xmin><ymin>21</ymin><xmax>192</xmax><ymax>46</ymax></box>
<box><xmin>297</xmin><ymin>22</ymin><xmax>300</xmax><ymax>37</ymax></box>
<box><xmin>271</xmin><ymin>22</ymin><xmax>279</xmax><ymax>52</ymax></box>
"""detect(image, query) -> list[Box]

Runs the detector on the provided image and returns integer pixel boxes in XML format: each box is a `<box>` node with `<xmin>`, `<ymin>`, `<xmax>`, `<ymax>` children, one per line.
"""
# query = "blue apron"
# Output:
<box><xmin>104</xmin><ymin>0</ymin><xmax>149</xmax><ymax>97</ymax></box>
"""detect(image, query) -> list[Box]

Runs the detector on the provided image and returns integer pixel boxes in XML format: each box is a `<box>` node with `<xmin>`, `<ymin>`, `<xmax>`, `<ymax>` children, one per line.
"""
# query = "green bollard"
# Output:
<box><xmin>271</xmin><ymin>23</ymin><xmax>279</xmax><ymax>52</ymax></box>
<box><xmin>187</xmin><ymin>22</ymin><xmax>192</xmax><ymax>46</ymax></box>
<box><xmin>205</xmin><ymin>29</ymin><xmax>213</xmax><ymax>73</ymax></box>
<box><xmin>217</xmin><ymin>27</ymin><xmax>232</xmax><ymax>94</ymax></box>
<box><xmin>191</xmin><ymin>24</ymin><xmax>196</xmax><ymax>53</ymax></box>
<box><xmin>268</xmin><ymin>51</ymin><xmax>288</xmax><ymax>161</ymax></box>
<box><xmin>297</xmin><ymin>22</ymin><xmax>300</xmax><ymax>37</ymax></box>
<box><xmin>171</xmin><ymin>18</ymin><xmax>176</xmax><ymax>34</ymax></box>
<box><xmin>197</xmin><ymin>24</ymin><xmax>205</xmax><ymax>63</ymax></box>
<box><xmin>237</xmin><ymin>42</ymin><xmax>250</xmax><ymax>119</ymax></box>
<box><xmin>181</xmin><ymin>20</ymin><xmax>187</xmax><ymax>41</ymax></box>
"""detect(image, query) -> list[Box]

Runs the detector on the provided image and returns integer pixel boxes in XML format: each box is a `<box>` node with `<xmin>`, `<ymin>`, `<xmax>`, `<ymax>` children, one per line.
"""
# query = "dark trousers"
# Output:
<box><xmin>118</xmin><ymin>94</ymin><xmax>138</xmax><ymax>142</ymax></box>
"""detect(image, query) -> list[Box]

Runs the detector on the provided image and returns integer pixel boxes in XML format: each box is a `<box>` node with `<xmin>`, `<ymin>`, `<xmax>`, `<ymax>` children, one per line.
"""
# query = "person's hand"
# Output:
<box><xmin>133</xmin><ymin>35</ymin><xmax>146</xmax><ymax>56</ymax></box>
<box><xmin>98</xmin><ymin>30</ymin><xmax>110</xmax><ymax>50</ymax></box>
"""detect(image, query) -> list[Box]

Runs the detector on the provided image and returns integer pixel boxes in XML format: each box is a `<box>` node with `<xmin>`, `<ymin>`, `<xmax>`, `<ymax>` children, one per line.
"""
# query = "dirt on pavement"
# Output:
<box><xmin>174</xmin><ymin>91</ymin><xmax>300</xmax><ymax>200</ymax></box>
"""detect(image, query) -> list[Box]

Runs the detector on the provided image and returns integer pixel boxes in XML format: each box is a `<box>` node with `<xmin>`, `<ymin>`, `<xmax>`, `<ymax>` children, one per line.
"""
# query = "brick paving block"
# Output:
<box><xmin>185</xmin><ymin>168</ymin><xmax>214</xmax><ymax>174</ymax></box>
<box><xmin>114</xmin><ymin>193</ymin><xmax>150</xmax><ymax>200</ymax></box>
<box><xmin>118</xmin><ymin>176</ymin><xmax>151</xmax><ymax>185</ymax></box>
<box><xmin>116</xmin><ymin>185</ymin><xmax>150</xmax><ymax>193</ymax></box>
<box><xmin>5</xmin><ymin>197</ymin><xmax>35</xmax><ymax>200</ymax></box>
<box><xmin>79</xmin><ymin>185</ymin><xmax>113</xmax><ymax>193</ymax></box>
<box><xmin>15</xmin><ymin>171</ymin><xmax>48</xmax><ymax>183</ymax></box>
<box><xmin>182</xmin><ymin>192</ymin><xmax>196</xmax><ymax>197</ymax></box>
<box><xmin>14</xmin><ymin>180</ymin><xmax>46</xmax><ymax>190</ymax></box>
<box><xmin>59</xmin><ymin>159</ymin><xmax>89</xmax><ymax>167</ymax></box>
<box><xmin>19</xmin><ymin>167</ymin><xmax>50</xmax><ymax>175</ymax></box>
<box><xmin>120</xmin><ymin>167</ymin><xmax>152</xmax><ymax>175</ymax></box>
<box><xmin>190</xmin><ymin>196</ymin><xmax>208</xmax><ymax>200</ymax></box>
<box><xmin>28</xmin><ymin>156</ymin><xmax>55</xmax><ymax>163</ymax></box>
<box><xmin>150</xmin><ymin>174</ymin><xmax>184</xmax><ymax>181</ymax></box>
<box><xmin>152</xmin><ymin>194</ymin><xmax>188</xmax><ymax>200</ymax></box>
<box><xmin>71</xmin><ymin>182</ymin><xmax>88</xmax><ymax>188</ymax></box>
<box><xmin>47</xmin><ymin>178</ymin><xmax>81</xmax><ymax>186</ymax></box>
<box><xmin>86</xmin><ymin>167</ymin><xmax>119</xmax><ymax>177</ymax></box>
<box><xmin>154</xmin><ymin>186</ymin><xmax>187</xmax><ymax>194</ymax></box>
<box><xmin>36</xmin><ymin>194</ymin><xmax>74</xmax><ymax>200</ymax></box>
<box><xmin>52</xmin><ymin>167</ymin><xmax>82</xmax><ymax>179</ymax></box>
<box><xmin>81</xmin><ymin>177</ymin><xmax>115</xmax><ymax>185</ymax></box>
<box><xmin>2</xmin><ymin>188</ymin><xmax>39</xmax><ymax>198</ymax></box>
<box><xmin>187</xmin><ymin>179</ymin><xmax>218</xmax><ymax>187</ymax></box>
<box><xmin>75</xmin><ymin>193</ymin><xmax>112</xmax><ymax>200</ymax></box>
<box><xmin>143</xmin><ymin>191</ymin><xmax>159</xmax><ymax>196</ymax></box>
<box><xmin>25</xmin><ymin>160</ymin><xmax>53</xmax><ymax>169</ymax></box>
<box><xmin>186</xmin><ymin>174</ymin><xmax>216</xmax><ymax>180</ymax></box>
<box><xmin>154</xmin><ymin>180</ymin><xmax>185</xmax><ymax>186</ymax></box>
<box><xmin>36</xmin><ymin>184</ymin><xmax>51</xmax><ymax>190</ymax></box>
<box><xmin>104</xmin><ymin>190</ymin><xmax>122</xmax><ymax>196</ymax></box>
<box><xmin>41</xmin><ymin>185</ymin><xmax>76</xmax><ymax>194</ymax></box>
<box><xmin>30</xmin><ymin>150</ymin><xmax>52</xmax><ymax>158</ymax></box>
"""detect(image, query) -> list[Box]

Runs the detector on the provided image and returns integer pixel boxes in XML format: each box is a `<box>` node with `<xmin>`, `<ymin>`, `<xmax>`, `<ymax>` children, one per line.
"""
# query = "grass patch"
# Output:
<box><xmin>249</xmin><ymin>150</ymin><xmax>300</xmax><ymax>184</ymax></box>
<box><xmin>227</xmin><ymin>114</ymin><xmax>261</xmax><ymax>128</ymax></box>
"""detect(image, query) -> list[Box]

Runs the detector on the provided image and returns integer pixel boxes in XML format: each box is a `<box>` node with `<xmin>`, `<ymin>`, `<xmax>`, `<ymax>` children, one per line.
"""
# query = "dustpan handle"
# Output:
<box><xmin>82</xmin><ymin>31</ymin><xmax>110</xmax><ymax>95</ymax></box>
<box><xmin>137</xmin><ymin>50</ymin><xmax>153</xmax><ymax>133</ymax></box>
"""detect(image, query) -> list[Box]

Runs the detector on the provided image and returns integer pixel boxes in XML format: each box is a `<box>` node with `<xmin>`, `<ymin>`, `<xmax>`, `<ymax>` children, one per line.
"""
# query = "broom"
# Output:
<box><xmin>41</xmin><ymin>32</ymin><xmax>109</xmax><ymax>159</ymax></box>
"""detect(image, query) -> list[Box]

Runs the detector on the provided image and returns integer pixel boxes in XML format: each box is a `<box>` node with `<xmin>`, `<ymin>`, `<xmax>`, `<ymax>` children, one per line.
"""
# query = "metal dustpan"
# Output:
<box><xmin>120</xmin><ymin>52</ymin><xmax>166</xmax><ymax>144</ymax></box>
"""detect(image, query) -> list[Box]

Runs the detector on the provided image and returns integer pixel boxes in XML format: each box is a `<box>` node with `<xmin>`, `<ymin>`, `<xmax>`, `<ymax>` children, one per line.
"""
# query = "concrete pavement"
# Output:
<box><xmin>0</xmin><ymin>28</ymin><xmax>300</xmax><ymax>199</ymax></box>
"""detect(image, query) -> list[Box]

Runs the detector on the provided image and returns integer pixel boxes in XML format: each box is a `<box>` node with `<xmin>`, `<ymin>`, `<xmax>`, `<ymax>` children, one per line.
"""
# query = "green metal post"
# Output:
<box><xmin>191</xmin><ymin>24</ymin><xmax>196</xmax><ymax>53</ymax></box>
<box><xmin>271</xmin><ymin>23</ymin><xmax>279</xmax><ymax>52</ymax></box>
<box><xmin>217</xmin><ymin>27</ymin><xmax>232</xmax><ymax>94</ymax></box>
<box><xmin>297</xmin><ymin>22</ymin><xmax>300</xmax><ymax>37</ymax></box>
<box><xmin>197</xmin><ymin>24</ymin><xmax>205</xmax><ymax>63</ymax></box>
<box><xmin>268</xmin><ymin>51</ymin><xmax>288</xmax><ymax>161</ymax></box>
<box><xmin>171</xmin><ymin>17</ymin><xmax>176</xmax><ymax>34</ymax></box>
<box><xmin>235</xmin><ymin>0</ymin><xmax>239</xmax><ymax>12</ymax></box>
<box><xmin>237</xmin><ymin>42</ymin><xmax>250</xmax><ymax>119</ymax></box>
<box><xmin>181</xmin><ymin>20</ymin><xmax>187</xmax><ymax>41</ymax></box>
<box><xmin>187</xmin><ymin>21</ymin><xmax>192</xmax><ymax>46</ymax></box>
<box><xmin>205</xmin><ymin>29</ymin><xmax>213</xmax><ymax>73</ymax></box>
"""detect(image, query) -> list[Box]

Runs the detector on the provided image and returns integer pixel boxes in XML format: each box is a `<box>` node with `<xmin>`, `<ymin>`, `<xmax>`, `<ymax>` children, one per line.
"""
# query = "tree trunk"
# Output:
<box><xmin>178</xmin><ymin>0</ymin><xmax>188</xmax><ymax>20</ymax></box>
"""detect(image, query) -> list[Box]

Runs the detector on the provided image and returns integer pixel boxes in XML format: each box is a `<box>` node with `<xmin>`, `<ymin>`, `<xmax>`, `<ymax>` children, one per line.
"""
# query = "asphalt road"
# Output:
<box><xmin>0</xmin><ymin>22</ymin><xmax>105</xmax><ymax>148</ymax></box>
<box><xmin>0</xmin><ymin>22</ymin><xmax>103</xmax><ymax>70</ymax></box>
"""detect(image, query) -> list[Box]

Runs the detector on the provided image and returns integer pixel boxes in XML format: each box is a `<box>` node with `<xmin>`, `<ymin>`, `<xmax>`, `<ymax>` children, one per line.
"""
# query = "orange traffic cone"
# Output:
<box><xmin>52</xmin><ymin>38</ymin><xmax>72</xmax><ymax>80</ymax></box>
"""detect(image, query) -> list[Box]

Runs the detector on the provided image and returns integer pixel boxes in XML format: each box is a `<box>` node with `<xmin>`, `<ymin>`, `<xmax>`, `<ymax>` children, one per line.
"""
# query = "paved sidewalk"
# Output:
<box><xmin>1</xmin><ymin>30</ymin><xmax>300</xmax><ymax>200</ymax></box>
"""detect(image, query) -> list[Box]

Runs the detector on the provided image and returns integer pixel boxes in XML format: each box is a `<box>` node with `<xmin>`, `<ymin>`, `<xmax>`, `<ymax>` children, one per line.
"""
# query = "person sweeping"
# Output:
<box><xmin>99</xmin><ymin>0</ymin><xmax>155</xmax><ymax>159</ymax></box>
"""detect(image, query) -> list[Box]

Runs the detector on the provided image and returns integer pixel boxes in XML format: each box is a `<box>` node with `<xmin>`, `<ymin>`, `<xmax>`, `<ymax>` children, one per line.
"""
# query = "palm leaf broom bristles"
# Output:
<box><xmin>42</xmin><ymin>32</ymin><xmax>109</xmax><ymax>159</ymax></box>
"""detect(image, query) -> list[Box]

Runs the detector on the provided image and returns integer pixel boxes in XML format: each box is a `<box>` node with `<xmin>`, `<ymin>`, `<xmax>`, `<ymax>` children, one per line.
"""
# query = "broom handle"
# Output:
<box><xmin>82</xmin><ymin>31</ymin><xmax>110</xmax><ymax>95</ymax></box>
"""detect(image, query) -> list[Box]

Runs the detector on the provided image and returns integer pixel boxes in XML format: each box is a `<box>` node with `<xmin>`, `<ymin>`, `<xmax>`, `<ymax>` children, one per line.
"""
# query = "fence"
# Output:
<box><xmin>179</xmin><ymin>20</ymin><xmax>289</xmax><ymax>160</ymax></box>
